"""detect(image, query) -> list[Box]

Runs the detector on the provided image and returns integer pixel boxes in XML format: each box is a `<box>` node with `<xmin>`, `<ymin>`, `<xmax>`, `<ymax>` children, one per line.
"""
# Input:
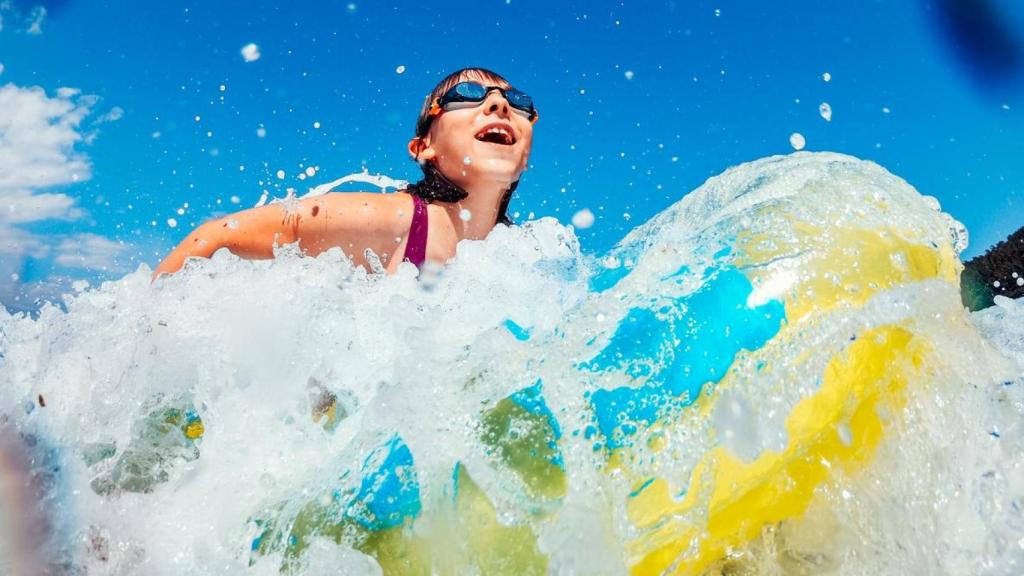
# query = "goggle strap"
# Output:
<box><xmin>428</xmin><ymin>98</ymin><xmax>443</xmax><ymax>117</ymax></box>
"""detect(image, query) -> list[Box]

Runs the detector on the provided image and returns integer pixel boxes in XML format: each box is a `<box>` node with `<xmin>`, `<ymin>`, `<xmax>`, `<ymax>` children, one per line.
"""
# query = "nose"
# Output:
<box><xmin>482</xmin><ymin>89</ymin><xmax>512</xmax><ymax>118</ymax></box>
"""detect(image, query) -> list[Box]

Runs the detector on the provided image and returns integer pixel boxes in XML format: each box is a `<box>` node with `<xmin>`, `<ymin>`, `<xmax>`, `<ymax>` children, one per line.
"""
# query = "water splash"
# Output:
<box><xmin>1</xmin><ymin>152</ymin><xmax>1022</xmax><ymax>575</ymax></box>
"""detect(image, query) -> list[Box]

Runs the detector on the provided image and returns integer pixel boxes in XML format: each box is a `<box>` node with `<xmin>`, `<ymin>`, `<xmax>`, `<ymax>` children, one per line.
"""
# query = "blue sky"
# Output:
<box><xmin>1</xmin><ymin>0</ymin><xmax>1022</xmax><ymax>312</ymax></box>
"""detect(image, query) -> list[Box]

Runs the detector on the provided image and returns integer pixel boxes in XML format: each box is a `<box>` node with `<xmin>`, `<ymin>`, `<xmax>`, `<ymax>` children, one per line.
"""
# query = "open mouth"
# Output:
<box><xmin>474</xmin><ymin>124</ymin><xmax>516</xmax><ymax>146</ymax></box>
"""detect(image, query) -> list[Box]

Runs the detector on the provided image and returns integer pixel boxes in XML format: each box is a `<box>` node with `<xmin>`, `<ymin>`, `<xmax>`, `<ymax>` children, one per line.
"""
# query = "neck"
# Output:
<box><xmin>408</xmin><ymin>164</ymin><xmax>514</xmax><ymax>242</ymax></box>
<box><xmin>441</xmin><ymin>177</ymin><xmax>510</xmax><ymax>241</ymax></box>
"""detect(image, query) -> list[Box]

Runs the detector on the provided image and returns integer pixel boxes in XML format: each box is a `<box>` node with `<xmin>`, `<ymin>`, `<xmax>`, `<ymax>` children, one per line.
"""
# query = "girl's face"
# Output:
<box><xmin>410</xmin><ymin>78</ymin><xmax>533</xmax><ymax>191</ymax></box>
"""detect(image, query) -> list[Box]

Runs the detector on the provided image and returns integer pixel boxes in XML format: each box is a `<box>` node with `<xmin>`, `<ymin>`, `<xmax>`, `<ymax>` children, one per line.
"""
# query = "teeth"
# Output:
<box><xmin>477</xmin><ymin>126</ymin><xmax>513</xmax><ymax>143</ymax></box>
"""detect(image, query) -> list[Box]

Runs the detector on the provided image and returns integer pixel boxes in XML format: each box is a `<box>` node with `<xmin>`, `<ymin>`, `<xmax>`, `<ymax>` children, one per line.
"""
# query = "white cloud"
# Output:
<box><xmin>0</xmin><ymin>188</ymin><xmax>82</xmax><ymax>224</ymax></box>
<box><xmin>26</xmin><ymin>5</ymin><xmax>44</xmax><ymax>35</ymax></box>
<box><xmin>0</xmin><ymin>84</ymin><xmax>93</xmax><ymax>192</ymax></box>
<box><xmin>54</xmin><ymin>233</ymin><xmax>129</xmax><ymax>271</ymax></box>
<box><xmin>241</xmin><ymin>43</ymin><xmax>261</xmax><ymax>62</ymax></box>
<box><xmin>0</xmin><ymin>82</ymin><xmax>132</xmax><ymax>311</ymax></box>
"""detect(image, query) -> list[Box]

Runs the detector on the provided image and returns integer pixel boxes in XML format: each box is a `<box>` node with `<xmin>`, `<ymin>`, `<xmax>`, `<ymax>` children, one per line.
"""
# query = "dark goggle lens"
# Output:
<box><xmin>443</xmin><ymin>82</ymin><xmax>535</xmax><ymax>116</ymax></box>
<box><xmin>503</xmin><ymin>88</ymin><xmax>534</xmax><ymax>111</ymax></box>
<box><xmin>452</xmin><ymin>82</ymin><xmax>487</xmax><ymax>100</ymax></box>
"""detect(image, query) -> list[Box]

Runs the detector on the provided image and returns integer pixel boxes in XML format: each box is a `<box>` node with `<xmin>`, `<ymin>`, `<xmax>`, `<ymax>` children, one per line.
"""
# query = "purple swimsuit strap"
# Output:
<box><xmin>405</xmin><ymin>193</ymin><xmax>428</xmax><ymax>268</ymax></box>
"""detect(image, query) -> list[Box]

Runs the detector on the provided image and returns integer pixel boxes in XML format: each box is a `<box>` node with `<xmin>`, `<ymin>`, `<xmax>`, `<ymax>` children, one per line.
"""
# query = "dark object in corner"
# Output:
<box><xmin>930</xmin><ymin>0</ymin><xmax>1024</xmax><ymax>86</ymax></box>
<box><xmin>961</xmin><ymin>225</ymin><xmax>1024</xmax><ymax>311</ymax></box>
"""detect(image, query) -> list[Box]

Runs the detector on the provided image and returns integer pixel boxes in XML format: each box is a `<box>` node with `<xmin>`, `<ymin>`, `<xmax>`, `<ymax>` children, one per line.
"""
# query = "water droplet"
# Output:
<box><xmin>256</xmin><ymin>127</ymin><xmax>267</xmax><ymax>138</ymax></box>
<box><xmin>313</xmin><ymin>121</ymin><xmax>321</xmax><ymax>129</ymax></box>
<box><xmin>459</xmin><ymin>208</ymin><xmax>472</xmax><ymax>222</ymax></box>
<box><xmin>822</xmin><ymin>71</ymin><xmax>832</xmax><ymax>82</ymax></box>
<box><xmin>789</xmin><ymin>132</ymin><xmax>806</xmax><ymax>150</ymax></box>
<box><xmin>819</xmin><ymin>102</ymin><xmax>832</xmax><ymax>122</ymax></box>
<box><xmin>462</xmin><ymin>155</ymin><xmax>472</xmax><ymax>165</ymax></box>
<box><xmin>241</xmin><ymin>43</ymin><xmax>261</xmax><ymax>62</ymax></box>
<box><xmin>167</xmin><ymin>218</ymin><xmax>178</xmax><ymax>228</ymax></box>
<box><xmin>276</xmin><ymin>170</ymin><xmax>285</xmax><ymax>180</ymax></box>
<box><xmin>572</xmin><ymin>208</ymin><xmax>595</xmax><ymax>229</ymax></box>
<box><xmin>624</xmin><ymin>70</ymin><xmax>635</xmax><ymax>80</ymax></box>
<box><xmin>395</xmin><ymin>65</ymin><xmax>406</xmax><ymax>74</ymax></box>
<box><xmin>305</xmin><ymin>166</ymin><xmax>316</xmax><ymax>177</ymax></box>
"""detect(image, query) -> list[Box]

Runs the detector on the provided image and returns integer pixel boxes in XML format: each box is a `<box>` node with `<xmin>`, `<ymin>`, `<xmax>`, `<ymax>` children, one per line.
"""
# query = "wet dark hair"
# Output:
<box><xmin>407</xmin><ymin>67</ymin><xmax>519</xmax><ymax>225</ymax></box>
<box><xmin>961</xmin><ymin>224</ymin><xmax>1024</xmax><ymax>310</ymax></box>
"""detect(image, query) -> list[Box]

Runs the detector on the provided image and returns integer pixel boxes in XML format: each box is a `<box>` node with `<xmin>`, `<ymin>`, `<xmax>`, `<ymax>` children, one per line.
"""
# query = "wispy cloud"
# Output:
<box><xmin>0</xmin><ymin>2</ymin><xmax>49</xmax><ymax>36</ymax></box>
<box><xmin>54</xmin><ymin>233</ymin><xmax>128</xmax><ymax>271</ymax></box>
<box><xmin>26</xmin><ymin>5</ymin><xmax>44</xmax><ymax>35</ymax></box>
<box><xmin>96</xmin><ymin>106</ymin><xmax>124</xmax><ymax>124</ymax></box>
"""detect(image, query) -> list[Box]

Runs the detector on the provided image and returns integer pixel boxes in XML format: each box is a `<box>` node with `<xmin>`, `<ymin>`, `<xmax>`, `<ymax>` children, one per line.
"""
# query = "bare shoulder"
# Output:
<box><xmin>310</xmin><ymin>192</ymin><xmax>411</xmax><ymax>230</ymax></box>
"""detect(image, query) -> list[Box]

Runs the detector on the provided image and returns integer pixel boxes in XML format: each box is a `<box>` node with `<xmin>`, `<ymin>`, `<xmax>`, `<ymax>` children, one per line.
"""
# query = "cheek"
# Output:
<box><xmin>433</xmin><ymin>123</ymin><xmax>474</xmax><ymax>159</ymax></box>
<box><xmin>519</xmin><ymin>133</ymin><xmax>534</xmax><ymax>167</ymax></box>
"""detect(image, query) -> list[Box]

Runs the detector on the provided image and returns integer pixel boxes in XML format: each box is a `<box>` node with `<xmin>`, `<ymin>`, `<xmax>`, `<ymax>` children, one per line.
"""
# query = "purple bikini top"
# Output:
<box><xmin>404</xmin><ymin>193</ymin><xmax>428</xmax><ymax>268</ymax></box>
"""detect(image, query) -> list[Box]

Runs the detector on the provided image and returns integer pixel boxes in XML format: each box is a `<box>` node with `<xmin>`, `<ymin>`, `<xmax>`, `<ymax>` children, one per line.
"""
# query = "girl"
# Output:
<box><xmin>153</xmin><ymin>67</ymin><xmax>537</xmax><ymax>278</ymax></box>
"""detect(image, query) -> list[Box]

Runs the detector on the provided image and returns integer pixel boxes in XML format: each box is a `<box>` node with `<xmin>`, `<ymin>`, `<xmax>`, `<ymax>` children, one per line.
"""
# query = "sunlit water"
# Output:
<box><xmin>2</xmin><ymin>152</ymin><xmax>1023</xmax><ymax>575</ymax></box>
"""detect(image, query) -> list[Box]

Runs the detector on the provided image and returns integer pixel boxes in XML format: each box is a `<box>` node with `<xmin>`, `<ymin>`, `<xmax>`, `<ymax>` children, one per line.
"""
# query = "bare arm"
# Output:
<box><xmin>152</xmin><ymin>193</ymin><xmax>409</xmax><ymax>280</ymax></box>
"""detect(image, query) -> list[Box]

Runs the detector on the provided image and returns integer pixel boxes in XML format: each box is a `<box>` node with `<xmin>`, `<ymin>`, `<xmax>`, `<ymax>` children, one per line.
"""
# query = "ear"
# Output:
<box><xmin>408</xmin><ymin>136</ymin><xmax>436</xmax><ymax>163</ymax></box>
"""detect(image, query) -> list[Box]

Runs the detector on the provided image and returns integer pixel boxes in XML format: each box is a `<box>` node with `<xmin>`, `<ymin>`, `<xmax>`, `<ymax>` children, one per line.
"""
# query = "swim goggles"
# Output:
<box><xmin>421</xmin><ymin>82</ymin><xmax>538</xmax><ymax>134</ymax></box>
